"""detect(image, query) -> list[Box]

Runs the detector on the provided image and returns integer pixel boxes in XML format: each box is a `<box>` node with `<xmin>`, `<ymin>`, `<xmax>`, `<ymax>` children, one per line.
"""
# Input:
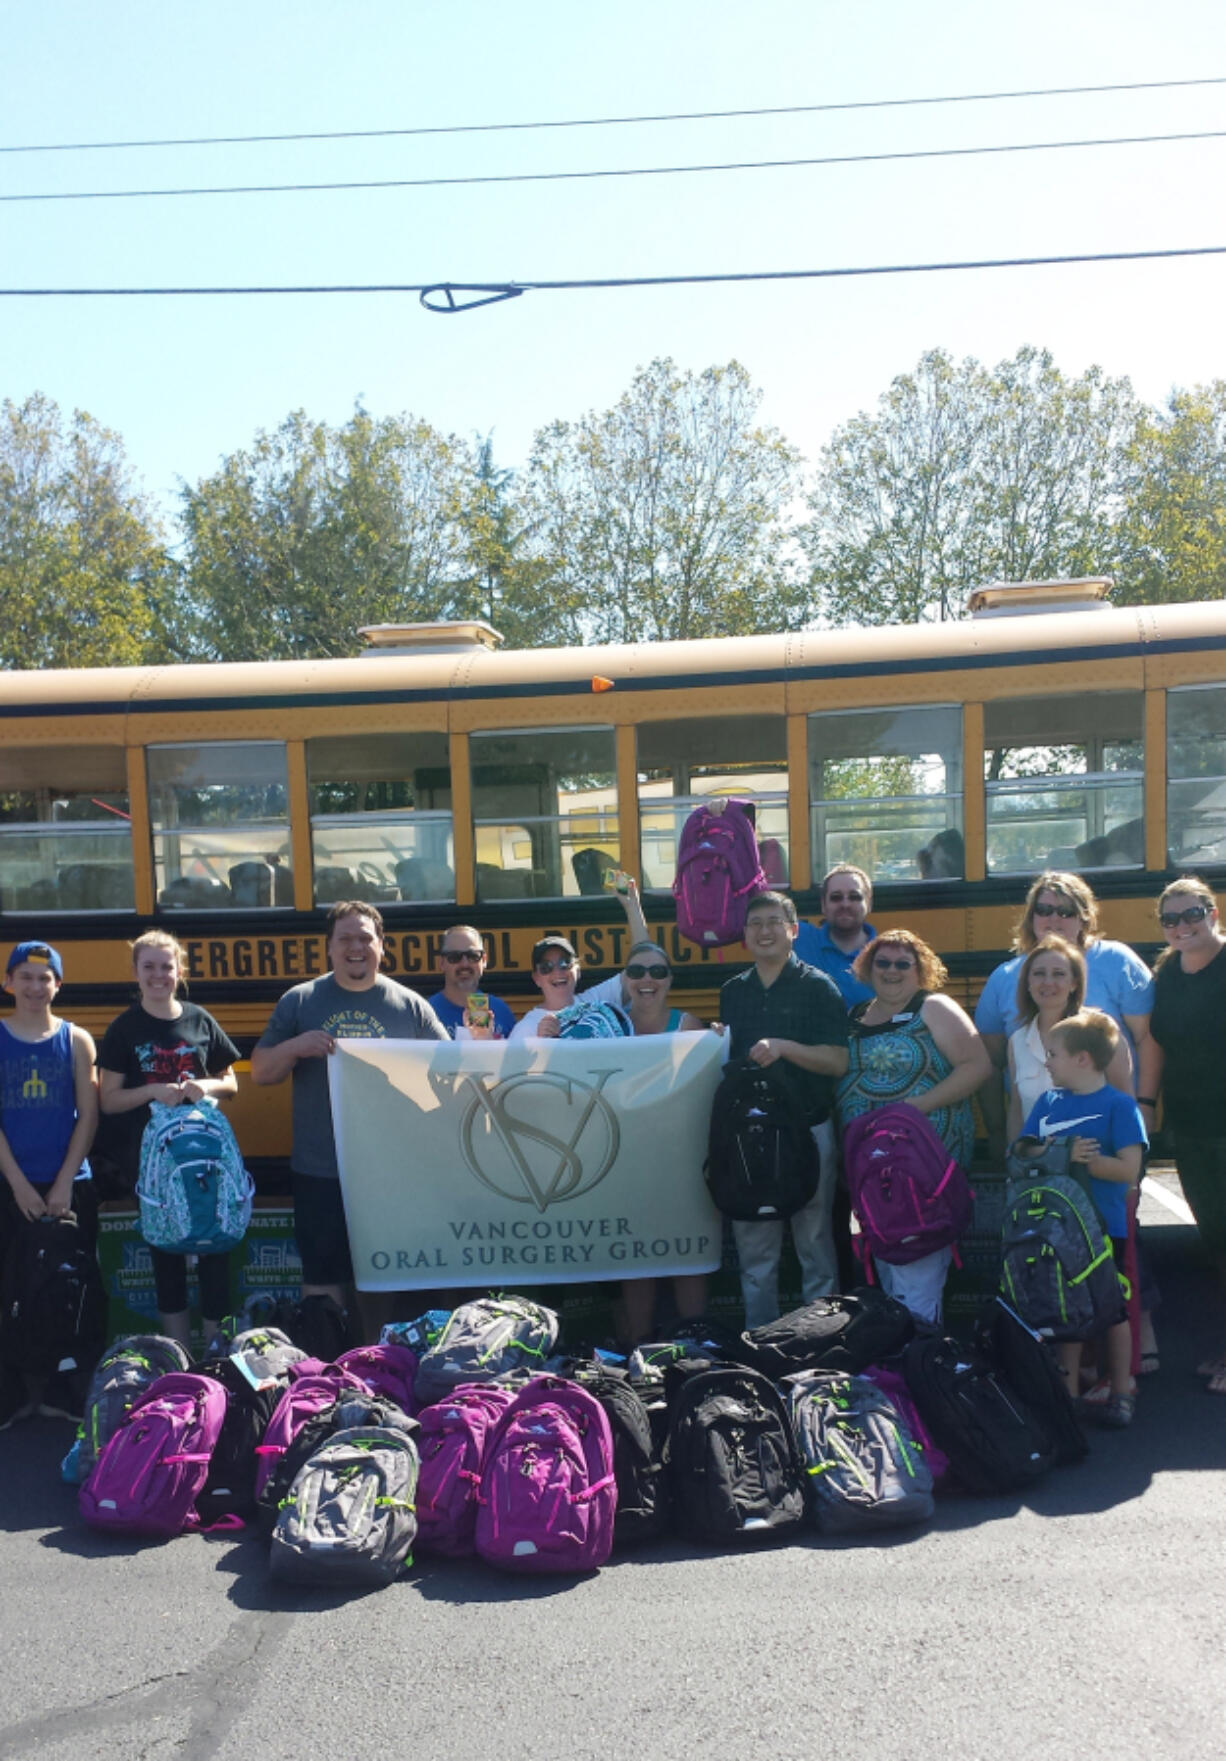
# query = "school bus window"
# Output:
<box><xmin>1167</xmin><ymin>685</ymin><xmax>1226</xmax><ymax>867</ymax></box>
<box><xmin>808</xmin><ymin>706</ymin><xmax>963</xmax><ymax>883</ymax></box>
<box><xmin>306</xmin><ymin>732</ymin><xmax>454</xmax><ymax>904</ymax></box>
<box><xmin>984</xmin><ymin>692</ymin><xmax>1143</xmax><ymax>875</ymax></box>
<box><xmin>0</xmin><ymin>746</ymin><xmax>133</xmax><ymax>912</ymax></box>
<box><xmin>470</xmin><ymin>726</ymin><xmax>617</xmax><ymax>901</ymax></box>
<box><xmin>636</xmin><ymin>715</ymin><xmax>788</xmax><ymax>890</ymax></box>
<box><xmin>148</xmin><ymin>741</ymin><xmax>292</xmax><ymax>910</ymax></box>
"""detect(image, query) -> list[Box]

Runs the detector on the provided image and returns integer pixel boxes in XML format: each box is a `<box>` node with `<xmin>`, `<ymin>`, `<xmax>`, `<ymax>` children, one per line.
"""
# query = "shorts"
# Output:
<box><xmin>149</xmin><ymin>1247</ymin><xmax>232</xmax><ymax>1319</ymax></box>
<box><xmin>292</xmin><ymin>1173</ymin><xmax>354</xmax><ymax>1287</ymax></box>
<box><xmin>1172</xmin><ymin>1135</ymin><xmax>1226</xmax><ymax>1258</ymax></box>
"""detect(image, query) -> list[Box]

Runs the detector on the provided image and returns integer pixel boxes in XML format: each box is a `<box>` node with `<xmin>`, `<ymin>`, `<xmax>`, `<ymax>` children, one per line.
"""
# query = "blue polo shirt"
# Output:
<box><xmin>792</xmin><ymin>920</ymin><xmax>876</xmax><ymax>1006</ymax></box>
<box><xmin>430</xmin><ymin>991</ymin><xmax>516</xmax><ymax>1039</ymax></box>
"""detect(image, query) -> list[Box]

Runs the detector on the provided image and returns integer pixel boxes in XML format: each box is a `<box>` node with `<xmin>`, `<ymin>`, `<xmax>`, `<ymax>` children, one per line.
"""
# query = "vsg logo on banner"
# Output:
<box><xmin>328</xmin><ymin>1034</ymin><xmax>726</xmax><ymax>1291</ymax></box>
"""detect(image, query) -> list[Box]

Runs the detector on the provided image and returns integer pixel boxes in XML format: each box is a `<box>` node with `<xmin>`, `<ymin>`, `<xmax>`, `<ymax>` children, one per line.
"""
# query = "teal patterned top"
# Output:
<box><xmin>836</xmin><ymin>991</ymin><xmax>974</xmax><ymax>1168</ymax></box>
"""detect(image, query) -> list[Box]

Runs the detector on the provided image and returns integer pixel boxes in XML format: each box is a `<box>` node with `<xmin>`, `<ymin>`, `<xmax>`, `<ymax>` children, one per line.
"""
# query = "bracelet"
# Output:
<box><xmin>1137</xmin><ymin>1095</ymin><xmax>1158</xmax><ymax>1107</ymax></box>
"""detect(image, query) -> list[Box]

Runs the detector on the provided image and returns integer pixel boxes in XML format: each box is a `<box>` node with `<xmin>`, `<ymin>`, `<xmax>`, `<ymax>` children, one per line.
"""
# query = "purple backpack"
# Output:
<box><xmin>334</xmin><ymin>1344</ymin><xmax>419</xmax><ymax>1417</ymax></box>
<box><xmin>672</xmin><ymin>800</ymin><xmax>768</xmax><ymax>948</ymax></box>
<box><xmin>80</xmin><ymin>1372</ymin><xmax>228</xmax><ymax>1538</ymax></box>
<box><xmin>253</xmin><ymin>1370</ymin><xmax>362</xmax><ymax>1505</ymax></box>
<box><xmin>842</xmin><ymin>1104</ymin><xmax>974</xmax><ymax>1268</ymax></box>
<box><xmin>415</xmin><ymin>1384</ymin><xmax>516</xmax><ymax>1557</ymax></box>
<box><xmin>475</xmin><ymin>1378</ymin><xmax>617</xmax><ymax>1574</ymax></box>
<box><xmin>861</xmin><ymin>1361</ymin><xmax>949</xmax><ymax>1484</ymax></box>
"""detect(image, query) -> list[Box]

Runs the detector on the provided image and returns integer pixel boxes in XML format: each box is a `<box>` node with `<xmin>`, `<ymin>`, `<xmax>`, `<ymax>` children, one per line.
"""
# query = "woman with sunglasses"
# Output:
<box><xmin>618</xmin><ymin>940</ymin><xmax>707</xmax><ymax>1341</ymax></box>
<box><xmin>1006</xmin><ymin>936</ymin><xmax>1133</xmax><ymax>1141</ymax></box>
<box><xmin>975</xmin><ymin>871</ymin><xmax>1159</xmax><ymax>1158</ymax></box>
<box><xmin>1149</xmin><ymin>878</ymin><xmax>1226</xmax><ymax>1392</ymax></box>
<box><xmin>836</xmin><ymin>930</ymin><xmax>991</xmax><ymax>1321</ymax></box>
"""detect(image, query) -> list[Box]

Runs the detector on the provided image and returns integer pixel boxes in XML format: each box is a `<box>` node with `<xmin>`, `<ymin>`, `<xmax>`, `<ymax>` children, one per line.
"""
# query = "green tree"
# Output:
<box><xmin>519</xmin><ymin>358</ymin><xmax>809</xmax><ymax>644</ymax></box>
<box><xmin>805</xmin><ymin>347</ymin><xmax>1137</xmax><ymax>625</ymax></box>
<box><xmin>0</xmin><ymin>392</ymin><xmax>173</xmax><ymax>668</ymax></box>
<box><xmin>1114</xmin><ymin>383</ymin><xmax>1226</xmax><ymax>604</ymax></box>
<box><xmin>446</xmin><ymin>435</ymin><xmax>553</xmax><ymax>647</ymax></box>
<box><xmin>181</xmin><ymin>407</ymin><xmax>475</xmax><ymax>660</ymax></box>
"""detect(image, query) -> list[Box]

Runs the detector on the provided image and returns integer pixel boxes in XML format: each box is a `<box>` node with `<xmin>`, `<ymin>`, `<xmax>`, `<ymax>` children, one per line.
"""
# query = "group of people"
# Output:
<box><xmin>2</xmin><ymin>859</ymin><xmax>1225</xmax><ymax>1434</ymax></box>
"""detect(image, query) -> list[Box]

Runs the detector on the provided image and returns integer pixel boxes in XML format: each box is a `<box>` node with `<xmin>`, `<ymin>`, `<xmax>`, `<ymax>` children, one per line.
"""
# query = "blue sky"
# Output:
<box><xmin>3</xmin><ymin>1</ymin><xmax>1225</xmax><ymax>522</ymax></box>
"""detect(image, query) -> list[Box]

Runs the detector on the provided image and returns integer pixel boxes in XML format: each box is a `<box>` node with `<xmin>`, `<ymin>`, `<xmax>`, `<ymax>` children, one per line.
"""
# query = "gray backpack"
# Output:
<box><xmin>999</xmin><ymin>1163</ymin><xmax>1123</xmax><ymax>1342</ymax></box>
<box><xmin>270</xmin><ymin>1425</ymin><xmax>421</xmax><ymax>1588</ymax></box>
<box><xmin>787</xmin><ymin>1369</ymin><xmax>935</xmax><ymax>1535</ymax></box>
<box><xmin>413</xmin><ymin>1297</ymin><xmax>559</xmax><ymax>1407</ymax></box>
<box><xmin>69</xmin><ymin>1334</ymin><xmax>194</xmax><ymax>1484</ymax></box>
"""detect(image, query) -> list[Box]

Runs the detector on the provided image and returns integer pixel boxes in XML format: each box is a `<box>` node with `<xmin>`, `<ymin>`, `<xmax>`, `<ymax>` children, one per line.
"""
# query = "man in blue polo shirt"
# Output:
<box><xmin>793</xmin><ymin>865</ymin><xmax>876</xmax><ymax>1006</ymax></box>
<box><xmin>720</xmin><ymin>891</ymin><xmax>850</xmax><ymax>1326</ymax></box>
<box><xmin>430</xmin><ymin>925</ymin><xmax>516</xmax><ymax>1039</ymax></box>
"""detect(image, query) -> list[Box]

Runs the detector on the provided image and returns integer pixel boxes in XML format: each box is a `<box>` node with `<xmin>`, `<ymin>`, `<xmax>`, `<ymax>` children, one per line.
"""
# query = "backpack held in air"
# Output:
<box><xmin>842</xmin><ymin>1103</ymin><xmax>974</xmax><ymax>1267</ymax></box>
<box><xmin>672</xmin><ymin>798</ymin><xmax>768</xmax><ymax>948</ymax></box>
<box><xmin>663</xmin><ymin>1359</ymin><xmax>806</xmax><ymax>1543</ymax></box>
<box><xmin>0</xmin><ymin>1210</ymin><xmax>106</xmax><ymax>1378</ymax></box>
<box><xmin>705</xmin><ymin>1060</ymin><xmax>819</xmax><ymax>1221</ymax></box>
<box><xmin>269</xmin><ymin>1424</ymin><xmax>421</xmax><ymax>1588</ymax></box>
<box><xmin>136</xmin><ymin>1098</ymin><xmax>254</xmax><ymax>1256</ymax></box>
<box><xmin>1000</xmin><ymin>1145</ymin><xmax>1125</xmax><ymax>1342</ymax></box>
<box><xmin>787</xmin><ymin>1369</ymin><xmax>934</xmax><ymax>1535</ymax></box>
<box><xmin>474</xmin><ymin>1377</ymin><xmax>617</xmax><ymax>1573</ymax></box>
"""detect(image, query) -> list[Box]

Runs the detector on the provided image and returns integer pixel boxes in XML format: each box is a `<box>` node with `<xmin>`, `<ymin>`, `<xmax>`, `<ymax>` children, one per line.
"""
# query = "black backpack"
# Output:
<box><xmin>664</xmin><ymin>1359</ymin><xmax>805</xmax><ymax>1543</ymax></box>
<box><xmin>567</xmin><ymin>1362</ymin><xmax>668</xmax><ymax>1549</ymax></box>
<box><xmin>705</xmin><ymin>1061</ymin><xmax>819</xmax><ymax>1222</ymax></box>
<box><xmin>0</xmin><ymin>1212</ymin><xmax>106</xmax><ymax>1378</ymax></box>
<box><xmin>974</xmin><ymin>1297</ymin><xmax>1088</xmax><ymax>1468</ymax></box>
<box><xmin>194</xmin><ymin>1356</ymin><xmax>283</xmax><ymax>1524</ymax></box>
<box><xmin>729</xmin><ymin>1289</ymin><xmax>915</xmax><ymax>1380</ymax></box>
<box><xmin>901</xmin><ymin>1333</ymin><xmax>1054</xmax><ymax>1494</ymax></box>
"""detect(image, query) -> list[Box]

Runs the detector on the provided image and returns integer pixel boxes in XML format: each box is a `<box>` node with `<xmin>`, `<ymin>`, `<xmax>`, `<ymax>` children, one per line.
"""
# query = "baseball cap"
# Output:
<box><xmin>6</xmin><ymin>941</ymin><xmax>64</xmax><ymax>980</ymax></box>
<box><xmin>531</xmin><ymin>934</ymin><xmax>576</xmax><ymax>969</ymax></box>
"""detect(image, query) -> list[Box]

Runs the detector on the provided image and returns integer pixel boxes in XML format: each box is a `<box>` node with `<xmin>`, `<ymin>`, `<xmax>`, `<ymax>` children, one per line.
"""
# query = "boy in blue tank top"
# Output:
<box><xmin>0</xmin><ymin>941</ymin><xmax>99</xmax><ymax>1428</ymax></box>
<box><xmin>1021</xmin><ymin>1007</ymin><xmax>1146</xmax><ymax>1430</ymax></box>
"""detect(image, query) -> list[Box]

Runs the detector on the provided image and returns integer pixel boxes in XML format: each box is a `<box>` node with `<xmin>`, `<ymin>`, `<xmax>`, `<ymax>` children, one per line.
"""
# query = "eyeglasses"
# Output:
<box><xmin>826</xmin><ymin>890</ymin><xmax>865</xmax><ymax>904</ymax></box>
<box><xmin>441</xmin><ymin>948</ymin><xmax>484</xmax><ymax>964</ymax></box>
<box><xmin>1160</xmin><ymin>904</ymin><xmax>1211</xmax><ymax>928</ymax></box>
<box><xmin>747</xmin><ymin>916</ymin><xmax>791</xmax><ymax>930</ymax></box>
<box><xmin>535</xmin><ymin>956</ymin><xmax>575</xmax><ymax>974</ymax></box>
<box><xmin>1033</xmin><ymin>901</ymin><xmax>1080</xmax><ymax>920</ymax></box>
<box><xmin>874</xmin><ymin>956</ymin><xmax>916</xmax><ymax>972</ymax></box>
<box><xmin>626</xmin><ymin>963</ymin><xmax>670</xmax><ymax>980</ymax></box>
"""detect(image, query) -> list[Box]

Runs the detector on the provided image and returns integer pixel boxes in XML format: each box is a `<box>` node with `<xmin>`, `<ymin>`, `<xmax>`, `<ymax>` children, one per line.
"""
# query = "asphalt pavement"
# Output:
<box><xmin>1</xmin><ymin>1184</ymin><xmax>1224</xmax><ymax>1761</ymax></box>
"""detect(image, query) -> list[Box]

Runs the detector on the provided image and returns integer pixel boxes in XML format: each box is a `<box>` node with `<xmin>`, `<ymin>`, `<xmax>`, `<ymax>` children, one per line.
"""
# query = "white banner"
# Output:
<box><xmin>328</xmin><ymin>1032</ymin><xmax>726</xmax><ymax>1291</ymax></box>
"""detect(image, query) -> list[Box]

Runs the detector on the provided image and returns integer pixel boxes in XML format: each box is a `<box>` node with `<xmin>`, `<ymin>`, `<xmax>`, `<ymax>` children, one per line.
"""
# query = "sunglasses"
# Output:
<box><xmin>1033</xmin><ymin>901</ymin><xmax>1080</xmax><ymax>920</ymax></box>
<box><xmin>441</xmin><ymin>948</ymin><xmax>484</xmax><ymax>964</ymax></box>
<box><xmin>874</xmin><ymin>956</ymin><xmax>916</xmax><ymax>972</ymax></box>
<box><xmin>626</xmin><ymin>963</ymin><xmax>670</xmax><ymax>980</ymax></box>
<box><xmin>535</xmin><ymin>956</ymin><xmax>575</xmax><ymax>974</ymax></box>
<box><xmin>826</xmin><ymin>890</ymin><xmax>865</xmax><ymax>903</ymax></box>
<box><xmin>1160</xmin><ymin>904</ymin><xmax>1211</xmax><ymax>928</ymax></box>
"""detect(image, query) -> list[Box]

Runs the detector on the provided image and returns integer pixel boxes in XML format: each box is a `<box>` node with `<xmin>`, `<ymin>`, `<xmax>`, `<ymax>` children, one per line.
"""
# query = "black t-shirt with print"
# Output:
<box><xmin>96</xmin><ymin>1002</ymin><xmax>240</xmax><ymax>1185</ymax></box>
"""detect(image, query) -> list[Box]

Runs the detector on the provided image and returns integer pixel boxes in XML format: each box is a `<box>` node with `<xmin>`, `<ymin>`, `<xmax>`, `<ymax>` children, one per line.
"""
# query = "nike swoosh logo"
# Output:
<box><xmin>1036</xmin><ymin>1112</ymin><xmax>1101</xmax><ymax>1137</ymax></box>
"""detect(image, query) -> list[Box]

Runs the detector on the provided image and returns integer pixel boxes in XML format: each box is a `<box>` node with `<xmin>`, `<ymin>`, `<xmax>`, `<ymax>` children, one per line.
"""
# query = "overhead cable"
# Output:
<box><xmin>1</xmin><ymin>75</ymin><xmax>1223</xmax><ymax>155</ymax></box>
<box><xmin>1</xmin><ymin>243</ymin><xmax>1223</xmax><ymax>310</ymax></box>
<box><xmin>3</xmin><ymin>126</ymin><xmax>1224</xmax><ymax>204</ymax></box>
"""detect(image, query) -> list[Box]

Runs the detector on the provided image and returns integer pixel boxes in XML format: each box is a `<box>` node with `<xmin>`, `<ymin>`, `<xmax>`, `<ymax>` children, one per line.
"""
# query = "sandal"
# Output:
<box><xmin>1138</xmin><ymin>1351</ymin><xmax>1160</xmax><ymax>1377</ymax></box>
<box><xmin>1080</xmin><ymin>1375</ymin><xmax>1137</xmax><ymax>1407</ymax></box>
<box><xmin>1197</xmin><ymin>1357</ymin><xmax>1226</xmax><ymax>1379</ymax></box>
<box><xmin>1096</xmin><ymin>1391</ymin><xmax>1136</xmax><ymax>1429</ymax></box>
<box><xmin>1207</xmin><ymin>1366</ymin><xmax>1226</xmax><ymax>1397</ymax></box>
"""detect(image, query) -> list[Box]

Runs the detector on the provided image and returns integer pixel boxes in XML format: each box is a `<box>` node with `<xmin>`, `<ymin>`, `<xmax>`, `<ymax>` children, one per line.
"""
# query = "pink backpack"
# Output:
<box><xmin>253</xmin><ymin>1370</ymin><xmax>361</xmax><ymax>1505</ymax></box>
<box><xmin>842</xmin><ymin>1104</ymin><xmax>974</xmax><ymax>1267</ymax></box>
<box><xmin>475</xmin><ymin>1378</ymin><xmax>617</xmax><ymax>1574</ymax></box>
<box><xmin>80</xmin><ymin>1372</ymin><xmax>228</xmax><ymax>1537</ymax></box>
<box><xmin>334</xmin><ymin>1344</ymin><xmax>419</xmax><ymax>1417</ymax></box>
<box><xmin>672</xmin><ymin>800</ymin><xmax>768</xmax><ymax>948</ymax></box>
<box><xmin>415</xmin><ymin>1384</ymin><xmax>516</xmax><ymax>1557</ymax></box>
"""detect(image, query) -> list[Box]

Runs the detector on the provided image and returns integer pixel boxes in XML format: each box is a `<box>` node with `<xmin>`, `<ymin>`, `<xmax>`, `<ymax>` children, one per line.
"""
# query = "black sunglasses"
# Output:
<box><xmin>874</xmin><ymin>956</ymin><xmax>916</xmax><ymax>972</ymax></box>
<box><xmin>1033</xmin><ymin>900</ymin><xmax>1080</xmax><ymax>919</ymax></box>
<box><xmin>441</xmin><ymin>948</ymin><xmax>484</xmax><ymax>964</ymax></box>
<box><xmin>826</xmin><ymin>890</ymin><xmax>865</xmax><ymax>903</ymax></box>
<box><xmin>535</xmin><ymin>956</ymin><xmax>575</xmax><ymax>974</ymax></box>
<box><xmin>626</xmin><ymin>962</ymin><xmax>670</xmax><ymax>980</ymax></box>
<box><xmin>1160</xmin><ymin>904</ymin><xmax>1211</xmax><ymax>928</ymax></box>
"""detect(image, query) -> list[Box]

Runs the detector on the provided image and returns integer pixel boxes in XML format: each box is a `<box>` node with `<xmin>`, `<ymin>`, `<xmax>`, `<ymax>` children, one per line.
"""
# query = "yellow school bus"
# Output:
<box><xmin>3</xmin><ymin>577</ymin><xmax>1223</xmax><ymax>1176</ymax></box>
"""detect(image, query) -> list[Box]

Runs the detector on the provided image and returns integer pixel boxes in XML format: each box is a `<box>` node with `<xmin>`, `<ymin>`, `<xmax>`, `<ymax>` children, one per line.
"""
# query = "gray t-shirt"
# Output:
<box><xmin>256</xmin><ymin>972</ymin><xmax>447</xmax><ymax>1179</ymax></box>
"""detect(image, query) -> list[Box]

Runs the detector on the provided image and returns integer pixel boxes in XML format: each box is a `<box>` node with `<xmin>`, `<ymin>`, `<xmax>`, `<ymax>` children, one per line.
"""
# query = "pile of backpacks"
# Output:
<box><xmin>65</xmin><ymin>1282</ymin><xmax>1090</xmax><ymax>1591</ymax></box>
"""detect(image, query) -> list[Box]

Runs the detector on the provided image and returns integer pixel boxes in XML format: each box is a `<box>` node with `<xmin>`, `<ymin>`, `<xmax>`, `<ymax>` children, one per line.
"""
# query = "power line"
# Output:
<box><xmin>2</xmin><ymin>75</ymin><xmax>1223</xmax><ymax>156</ymax></box>
<box><xmin>1</xmin><ymin>243</ymin><xmax>1222</xmax><ymax>310</ymax></box>
<box><xmin>3</xmin><ymin>126</ymin><xmax>1224</xmax><ymax>204</ymax></box>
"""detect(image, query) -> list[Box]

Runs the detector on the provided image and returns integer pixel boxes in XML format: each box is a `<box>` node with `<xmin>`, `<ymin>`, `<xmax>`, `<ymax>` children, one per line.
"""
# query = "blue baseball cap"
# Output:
<box><xmin>6</xmin><ymin>941</ymin><xmax>64</xmax><ymax>980</ymax></box>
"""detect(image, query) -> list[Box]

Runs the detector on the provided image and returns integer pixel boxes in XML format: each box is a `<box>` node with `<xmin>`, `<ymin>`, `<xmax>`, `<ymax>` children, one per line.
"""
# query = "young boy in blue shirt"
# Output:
<box><xmin>1021</xmin><ymin>1007</ymin><xmax>1146</xmax><ymax>1429</ymax></box>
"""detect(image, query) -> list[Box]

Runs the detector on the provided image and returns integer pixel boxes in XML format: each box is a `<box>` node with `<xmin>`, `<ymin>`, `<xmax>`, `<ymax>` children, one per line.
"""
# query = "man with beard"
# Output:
<box><xmin>793</xmin><ymin>865</ymin><xmax>877</xmax><ymax>1006</ymax></box>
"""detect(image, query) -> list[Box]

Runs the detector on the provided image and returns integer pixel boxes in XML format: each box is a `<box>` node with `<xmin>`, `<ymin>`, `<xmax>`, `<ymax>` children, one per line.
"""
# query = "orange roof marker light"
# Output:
<box><xmin>591</xmin><ymin>676</ymin><xmax>615</xmax><ymax>693</ymax></box>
